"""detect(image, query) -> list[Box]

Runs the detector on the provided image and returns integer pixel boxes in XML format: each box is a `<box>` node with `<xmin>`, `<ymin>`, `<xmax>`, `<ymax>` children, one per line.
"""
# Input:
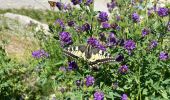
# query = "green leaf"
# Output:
<box><xmin>161</xmin><ymin>90</ymin><xmax>168</xmax><ymax>99</ymax></box>
<box><xmin>142</xmin><ymin>88</ymin><xmax>148</xmax><ymax>95</ymax></box>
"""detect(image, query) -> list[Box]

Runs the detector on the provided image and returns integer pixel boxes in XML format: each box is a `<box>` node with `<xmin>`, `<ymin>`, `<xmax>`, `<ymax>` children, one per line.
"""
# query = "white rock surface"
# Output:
<box><xmin>2</xmin><ymin>13</ymin><xmax>51</xmax><ymax>35</ymax></box>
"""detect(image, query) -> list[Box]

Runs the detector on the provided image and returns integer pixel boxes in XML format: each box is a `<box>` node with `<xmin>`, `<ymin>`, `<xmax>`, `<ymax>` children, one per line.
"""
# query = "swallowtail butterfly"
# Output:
<box><xmin>63</xmin><ymin>45</ymin><xmax>115</xmax><ymax>68</ymax></box>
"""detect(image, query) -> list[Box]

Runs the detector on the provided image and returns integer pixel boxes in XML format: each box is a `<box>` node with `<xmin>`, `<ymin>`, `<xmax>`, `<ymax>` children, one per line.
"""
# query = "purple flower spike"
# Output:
<box><xmin>121</xmin><ymin>94</ymin><xmax>128</xmax><ymax>100</ymax></box>
<box><xmin>67</xmin><ymin>20</ymin><xmax>75</xmax><ymax>27</ymax></box>
<box><xmin>132</xmin><ymin>12</ymin><xmax>140</xmax><ymax>22</ymax></box>
<box><xmin>85</xmin><ymin>0</ymin><xmax>93</xmax><ymax>5</ymax></box>
<box><xmin>115</xmin><ymin>54</ymin><xmax>124</xmax><ymax>62</ymax></box>
<box><xmin>56</xmin><ymin>2</ymin><xmax>63</xmax><ymax>10</ymax></box>
<box><xmin>55</xmin><ymin>19</ymin><xmax>65</xmax><ymax>28</ymax></box>
<box><xmin>76</xmin><ymin>80</ymin><xmax>82</xmax><ymax>86</ymax></box>
<box><xmin>159</xmin><ymin>51</ymin><xmax>169</xmax><ymax>61</ymax></box>
<box><xmin>167</xmin><ymin>21</ymin><xmax>170</xmax><ymax>31</ymax></box>
<box><xmin>102</xmin><ymin>22</ymin><xmax>110</xmax><ymax>29</ymax></box>
<box><xmin>87</xmin><ymin>37</ymin><xmax>100</xmax><ymax>47</ymax></box>
<box><xmin>94</xmin><ymin>91</ymin><xmax>104</xmax><ymax>100</ymax></box>
<box><xmin>107</xmin><ymin>32</ymin><xmax>117</xmax><ymax>47</ymax></box>
<box><xmin>32</xmin><ymin>49</ymin><xmax>49</xmax><ymax>59</ymax></box>
<box><xmin>149</xmin><ymin>40</ymin><xmax>158</xmax><ymax>49</ymax></box>
<box><xmin>82</xmin><ymin>23</ymin><xmax>91</xmax><ymax>32</ymax></box>
<box><xmin>59</xmin><ymin>32</ymin><xmax>73</xmax><ymax>46</ymax></box>
<box><xmin>98</xmin><ymin>11</ymin><xmax>108</xmax><ymax>22</ymax></box>
<box><xmin>68</xmin><ymin>61</ymin><xmax>78</xmax><ymax>70</ymax></box>
<box><xmin>124</xmin><ymin>40</ymin><xmax>136</xmax><ymax>52</ymax></box>
<box><xmin>157</xmin><ymin>7</ymin><xmax>169</xmax><ymax>17</ymax></box>
<box><xmin>142</xmin><ymin>28</ymin><xmax>150</xmax><ymax>37</ymax></box>
<box><xmin>85</xmin><ymin>75</ymin><xmax>95</xmax><ymax>87</ymax></box>
<box><xmin>119</xmin><ymin>65</ymin><xmax>128</xmax><ymax>74</ymax></box>
<box><xmin>71</xmin><ymin>0</ymin><xmax>82</xmax><ymax>5</ymax></box>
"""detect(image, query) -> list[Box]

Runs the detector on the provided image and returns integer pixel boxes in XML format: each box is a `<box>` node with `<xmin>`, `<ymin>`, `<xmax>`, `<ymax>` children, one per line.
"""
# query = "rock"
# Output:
<box><xmin>2</xmin><ymin>13</ymin><xmax>51</xmax><ymax>36</ymax></box>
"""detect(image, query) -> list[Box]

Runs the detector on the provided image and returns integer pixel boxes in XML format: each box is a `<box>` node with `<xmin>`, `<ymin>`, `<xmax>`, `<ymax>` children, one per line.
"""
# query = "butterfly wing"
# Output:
<box><xmin>63</xmin><ymin>45</ymin><xmax>87</xmax><ymax>60</ymax></box>
<box><xmin>87</xmin><ymin>47</ymin><xmax>115</xmax><ymax>67</ymax></box>
<box><xmin>48</xmin><ymin>1</ymin><xmax>56</xmax><ymax>8</ymax></box>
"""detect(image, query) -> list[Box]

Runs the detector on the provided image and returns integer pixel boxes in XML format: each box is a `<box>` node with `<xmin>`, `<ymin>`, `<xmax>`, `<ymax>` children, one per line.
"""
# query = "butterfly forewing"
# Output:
<box><xmin>63</xmin><ymin>45</ymin><xmax>86</xmax><ymax>59</ymax></box>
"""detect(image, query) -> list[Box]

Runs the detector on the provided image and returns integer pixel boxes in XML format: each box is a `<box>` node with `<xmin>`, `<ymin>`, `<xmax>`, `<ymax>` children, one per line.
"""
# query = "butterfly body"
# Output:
<box><xmin>63</xmin><ymin>45</ymin><xmax>115</xmax><ymax>68</ymax></box>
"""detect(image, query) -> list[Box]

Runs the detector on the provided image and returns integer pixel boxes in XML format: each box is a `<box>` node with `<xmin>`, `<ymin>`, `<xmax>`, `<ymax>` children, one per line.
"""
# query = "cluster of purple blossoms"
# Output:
<box><xmin>87</xmin><ymin>37</ymin><xmax>106</xmax><ymax>51</ymax></box>
<box><xmin>159</xmin><ymin>51</ymin><xmax>169</xmax><ymax>61</ymax></box>
<box><xmin>85</xmin><ymin>0</ymin><xmax>93</xmax><ymax>6</ymax></box>
<box><xmin>142</xmin><ymin>28</ymin><xmax>150</xmax><ymax>37</ymax></box>
<box><xmin>32</xmin><ymin>49</ymin><xmax>49</xmax><ymax>59</ymax></box>
<box><xmin>124</xmin><ymin>40</ymin><xmax>136</xmax><ymax>52</ymax></box>
<box><xmin>94</xmin><ymin>91</ymin><xmax>104</xmax><ymax>100</ymax></box>
<box><xmin>101</xmin><ymin>22</ymin><xmax>110</xmax><ymax>29</ymax></box>
<box><xmin>56</xmin><ymin>2</ymin><xmax>63</xmax><ymax>10</ymax></box>
<box><xmin>55</xmin><ymin>19</ymin><xmax>65</xmax><ymax>29</ymax></box>
<box><xmin>119</xmin><ymin>65</ymin><xmax>128</xmax><ymax>74</ymax></box>
<box><xmin>68</xmin><ymin>61</ymin><xmax>78</xmax><ymax>70</ymax></box>
<box><xmin>149</xmin><ymin>40</ymin><xmax>158</xmax><ymax>49</ymax></box>
<box><xmin>157</xmin><ymin>7</ymin><xmax>169</xmax><ymax>17</ymax></box>
<box><xmin>67</xmin><ymin>20</ymin><xmax>75</xmax><ymax>27</ymax></box>
<box><xmin>98</xmin><ymin>11</ymin><xmax>109</xmax><ymax>22</ymax></box>
<box><xmin>121</xmin><ymin>94</ymin><xmax>128</xmax><ymax>100</ymax></box>
<box><xmin>76</xmin><ymin>80</ymin><xmax>82</xmax><ymax>86</ymax></box>
<box><xmin>115</xmin><ymin>54</ymin><xmax>124</xmax><ymax>62</ymax></box>
<box><xmin>107</xmin><ymin>32</ymin><xmax>117</xmax><ymax>47</ymax></box>
<box><xmin>59</xmin><ymin>32</ymin><xmax>73</xmax><ymax>46</ymax></box>
<box><xmin>85</xmin><ymin>75</ymin><xmax>95</xmax><ymax>86</ymax></box>
<box><xmin>107</xmin><ymin>0</ymin><xmax>116</xmax><ymax>12</ymax></box>
<box><xmin>82</xmin><ymin>23</ymin><xmax>91</xmax><ymax>32</ymax></box>
<box><xmin>132</xmin><ymin>12</ymin><xmax>140</xmax><ymax>22</ymax></box>
<box><xmin>71</xmin><ymin>0</ymin><xmax>82</xmax><ymax>5</ymax></box>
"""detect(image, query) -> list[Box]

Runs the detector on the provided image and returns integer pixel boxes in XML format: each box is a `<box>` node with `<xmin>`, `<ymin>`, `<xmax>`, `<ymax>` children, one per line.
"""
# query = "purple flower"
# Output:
<box><xmin>110</xmin><ymin>23</ymin><xmax>119</xmax><ymax>30</ymax></box>
<box><xmin>148</xmin><ymin>9</ymin><xmax>154</xmax><ymax>17</ymax></box>
<box><xmin>71</xmin><ymin>0</ymin><xmax>82</xmax><ymax>5</ymax></box>
<box><xmin>94</xmin><ymin>91</ymin><xmax>104</xmax><ymax>100</ymax></box>
<box><xmin>107</xmin><ymin>0</ymin><xmax>116</xmax><ymax>12</ymax></box>
<box><xmin>59</xmin><ymin>66</ymin><xmax>66</xmax><ymax>72</ymax></box>
<box><xmin>85</xmin><ymin>0</ymin><xmax>93</xmax><ymax>5</ymax></box>
<box><xmin>87</xmin><ymin>37</ymin><xmax>106</xmax><ymax>51</ymax></box>
<box><xmin>119</xmin><ymin>65</ymin><xmax>128</xmax><ymax>74</ymax></box>
<box><xmin>142</xmin><ymin>28</ymin><xmax>150</xmax><ymax>37</ymax></box>
<box><xmin>115</xmin><ymin>54</ymin><xmax>124</xmax><ymax>62</ymax></box>
<box><xmin>67</xmin><ymin>20</ymin><xmax>75</xmax><ymax>27</ymax></box>
<box><xmin>159</xmin><ymin>51</ymin><xmax>169</xmax><ymax>61</ymax></box>
<box><xmin>102</xmin><ymin>22</ymin><xmax>110</xmax><ymax>29</ymax></box>
<box><xmin>121</xmin><ymin>94</ymin><xmax>128</xmax><ymax>100</ymax></box>
<box><xmin>97</xmin><ymin>44</ymin><xmax>106</xmax><ymax>51</ymax></box>
<box><xmin>56</xmin><ymin>2</ymin><xmax>63</xmax><ymax>10</ymax></box>
<box><xmin>116</xmin><ymin>15</ymin><xmax>121</xmax><ymax>21</ymax></box>
<box><xmin>68</xmin><ymin>61</ymin><xmax>78</xmax><ymax>70</ymax></box>
<box><xmin>87</xmin><ymin>37</ymin><xmax>100</xmax><ymax>47</ymax></box>
<box><xmin>59</xmin><ymin>32</ymin><xmax>73</xmax><ymax>45</ymax></box>
<box><xmin>55</xmin><ymin>19</ymin><xmax>65</xmax><ymax>28</ymax></box>
<box><xmin>132</xmin><ymin>12</ymin><xmax>140</xmax><ymax>22</ymax></box>
<box><xmin>82</xmin><ymin>23</ymin><xmax>91</xmax><ymax>32</ymax></box>
<box><xmin>85</xmin><ymin>75</ymin><xmax>95</xmax><ymax>86</ymax></box>
<box><xmin>98</xmin><ymin>12</ymin><xmax>108</xmax><ymax>22</ymax></box>
<box><xmin>99</xmin><ymin>32</ymin><xmax>106</xmax><ymax>42</ymax></box>
<box><xmin>32</xmin><ymin>49</ymin><xmax>49</xmax><ymax>59</ymax></box>
<box><xmin>157</xmin><ymin>7</ymin><xmax>169</xmax><ymax>17</ymax></box>
<box><xmin>149</xmin><ymin>40</ymin><xmax>158</xmax><ymax>49</ymax></box>
<box><xmin>76</xmin><ymin>80</ymin><xmax>82</xmax><ymax>86</ymax></box>
<box><xmin>107</xmin><ymin>32</ymin><xmax>117</xmax><ymax>47</ymax></box>
<box><xmin>124</xmin><ymin>40</ymin><xmax>136</xmax><ymax>51</ymax></box>
<box><xmin>64</xmin><ymin>3</ymin><xmax>71</xmax><ymax>10</ymax></box>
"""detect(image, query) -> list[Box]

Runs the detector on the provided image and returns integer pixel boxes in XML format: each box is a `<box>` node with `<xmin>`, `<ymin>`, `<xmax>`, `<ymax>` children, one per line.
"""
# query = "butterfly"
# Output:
<box><xmin>63</xmin><ymin>45</ymin><xmax>115</xmax><ymax>69</ymax></box>
<box><xmin>48</xmin><ymin>1</ymin><xmax>56</xmax><ymax>10</ymax></box>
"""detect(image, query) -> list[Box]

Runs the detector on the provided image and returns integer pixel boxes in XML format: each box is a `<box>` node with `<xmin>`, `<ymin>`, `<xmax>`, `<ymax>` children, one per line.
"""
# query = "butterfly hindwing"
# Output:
<box><xmin>88</xmin><ymin>47</ymin><xmax>115</xmax><ymax>66</ymax></box>
<box><xmin>48</xmin><ymin>1</ymin><xmax>56</xmax><ymax>10</ymax></box>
